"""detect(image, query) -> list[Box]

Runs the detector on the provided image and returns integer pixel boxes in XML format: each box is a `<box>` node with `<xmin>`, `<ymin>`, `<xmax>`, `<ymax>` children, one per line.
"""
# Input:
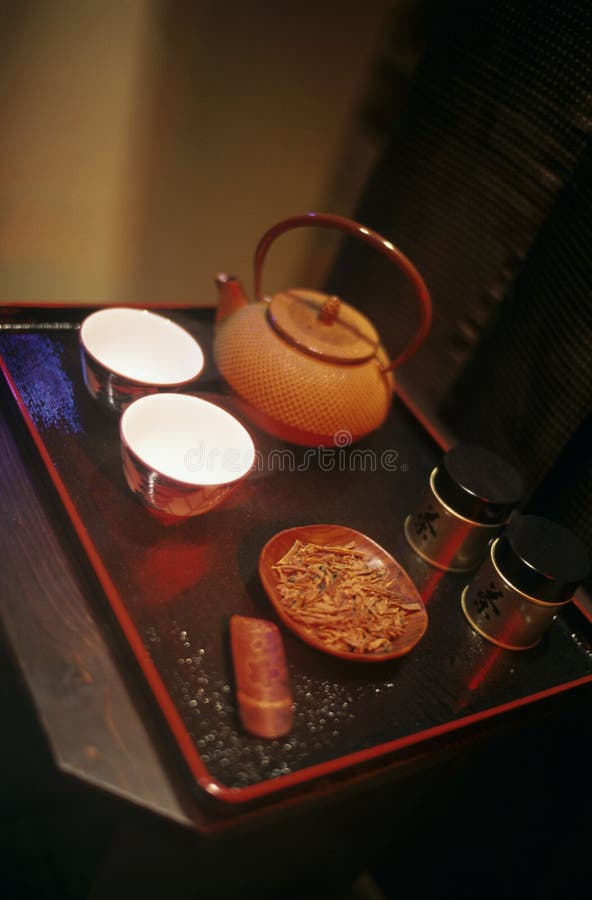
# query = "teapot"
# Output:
<box><xmin>214</xmin><ymin>212</ymin><xmax>432</xmax><ymax>446</ymax></box>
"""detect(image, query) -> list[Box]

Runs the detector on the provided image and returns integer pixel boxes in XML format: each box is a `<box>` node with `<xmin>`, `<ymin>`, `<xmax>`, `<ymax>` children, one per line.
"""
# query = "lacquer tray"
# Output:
<box><xmin>2</xmin><ymin>306</ymin><xmax>592</xmax><ymax>808</ymax></box>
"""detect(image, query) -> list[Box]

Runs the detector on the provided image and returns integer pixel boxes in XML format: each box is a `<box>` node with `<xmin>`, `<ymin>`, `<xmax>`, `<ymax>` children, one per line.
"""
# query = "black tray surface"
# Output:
<box><xmin>1</xmin><ymin>308</ymin><xmax>591</xmax><ymax>802</ymax></box>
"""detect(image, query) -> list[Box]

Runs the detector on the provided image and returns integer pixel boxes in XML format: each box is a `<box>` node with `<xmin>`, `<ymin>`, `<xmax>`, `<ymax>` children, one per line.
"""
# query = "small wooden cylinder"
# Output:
<box><xmin>230</xmin><ymin>615</ymin><xmax>294</xmax><ymax>739</ymax></box>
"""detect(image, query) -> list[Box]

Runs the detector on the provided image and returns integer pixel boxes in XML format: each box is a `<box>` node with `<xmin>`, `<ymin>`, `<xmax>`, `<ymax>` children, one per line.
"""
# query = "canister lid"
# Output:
<box><xmin>494</xmin><ymin>515</ymin><xmax>591</xmax><ymax>604</ymax></box>
<box><xmin>433</xmin><ymin>444</ymin><xmax>524</xmax><ymax>524</ymax></box>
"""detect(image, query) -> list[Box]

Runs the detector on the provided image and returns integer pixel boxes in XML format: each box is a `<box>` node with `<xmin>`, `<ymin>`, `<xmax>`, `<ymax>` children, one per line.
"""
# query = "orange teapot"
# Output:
<box><xmin>214</xmin><ymin>212</ymin><xmax>432</xmax><ymax>446</ymax></box>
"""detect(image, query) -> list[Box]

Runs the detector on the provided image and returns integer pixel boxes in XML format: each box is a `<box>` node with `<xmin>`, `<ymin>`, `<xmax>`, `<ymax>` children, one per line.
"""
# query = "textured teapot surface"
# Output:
<box><xmin>212</xmin><ymin>212</ymin><xmax>432</xmax><ymax>446</ymax></box>
<box><xmin>213</xmin><ymin>292</ymin><xmax>394</xmax><ymax>446</ymax></box>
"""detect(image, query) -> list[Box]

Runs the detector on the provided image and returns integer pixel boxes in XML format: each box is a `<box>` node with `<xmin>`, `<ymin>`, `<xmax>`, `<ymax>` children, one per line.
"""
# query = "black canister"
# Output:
<box><xmin>462</xmin><ymin>515</ymin><xmax>591</xmax><ymax>650</ymax></box>
<box><xmin>404</xmin><ymin>444</ymin><xmax>524</xmax><ymax>572</ymax></box>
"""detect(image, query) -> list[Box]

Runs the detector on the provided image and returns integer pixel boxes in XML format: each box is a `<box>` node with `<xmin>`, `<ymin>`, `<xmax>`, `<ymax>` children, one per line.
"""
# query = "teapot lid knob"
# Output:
<box><xmin>318</xmin><ymin>296</ymin><xmax>341</xmax><ymax>325</ymax></box>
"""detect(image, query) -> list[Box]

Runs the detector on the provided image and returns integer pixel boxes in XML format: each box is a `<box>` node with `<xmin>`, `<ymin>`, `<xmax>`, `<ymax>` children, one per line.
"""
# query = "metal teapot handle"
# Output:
<box><xmin>253</xmin><ymin>212</ymin><xmax>432</xmax><ymax>372</ymax></box>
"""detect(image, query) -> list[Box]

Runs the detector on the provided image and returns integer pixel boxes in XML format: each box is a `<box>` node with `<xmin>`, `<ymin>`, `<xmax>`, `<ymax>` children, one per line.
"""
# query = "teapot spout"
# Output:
<box><xmin>215</xmin><ymin>273</ymin><xmax>249</xmax><ymax>323</ymax></box>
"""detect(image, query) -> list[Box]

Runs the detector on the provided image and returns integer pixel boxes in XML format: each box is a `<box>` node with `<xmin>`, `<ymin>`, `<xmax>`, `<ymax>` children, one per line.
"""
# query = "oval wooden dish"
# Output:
<box><xmin>259</xmin><ymin>524</ymin><xmax>428</xmax><ymax>662</ymax></box>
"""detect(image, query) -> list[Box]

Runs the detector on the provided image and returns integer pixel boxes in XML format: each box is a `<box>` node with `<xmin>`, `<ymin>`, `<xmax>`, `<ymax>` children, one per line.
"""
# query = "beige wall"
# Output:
<box><xmin>0</xmin><ymin>1</ymin><xmax>149</xmax><ymax>302</ymax></box>
<box><xmin>0</xmin><ymin>1</ymin><xmax>392</xmax><ymax>305</ymax></box>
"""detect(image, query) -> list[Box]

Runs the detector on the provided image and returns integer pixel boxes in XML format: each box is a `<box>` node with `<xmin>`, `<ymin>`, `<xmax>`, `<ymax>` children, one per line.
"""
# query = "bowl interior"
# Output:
<box><xmin>259</xmin><ymin>524</ymin><xmax>428</xmax><ymax>662</ymax></box>
<box><xmin>120</xmin><ymin>393</ymin><xmax>255</xmax><ymax>486</ymax></box>
<box><xmin>80</xmin><ymin>308</ymin><xmax>204</xmax><ymax>385</ymax></box>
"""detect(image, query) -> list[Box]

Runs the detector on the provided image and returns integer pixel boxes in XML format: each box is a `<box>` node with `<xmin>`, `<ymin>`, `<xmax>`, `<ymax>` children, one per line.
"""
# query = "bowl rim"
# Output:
<box><xmin>80</xmin><ymin>307</ymin><xmax>205</xmax><ymax>387</ymax></box>
<box><xmin>120</xmin><ymin>392</ymin><xmax>256</xmax><ymax>488</ymax></box>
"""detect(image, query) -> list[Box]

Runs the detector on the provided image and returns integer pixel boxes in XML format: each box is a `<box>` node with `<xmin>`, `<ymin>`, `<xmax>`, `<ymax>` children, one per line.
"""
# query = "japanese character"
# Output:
<box><xmin>414</xmin><ymin>504</ymin><xmax>440</xmax><ymax>540</ymax></box>
<box><xmin>475</xmin><ymin>582</ymin><xmax>503</xmax><ymax>619</ymax></box>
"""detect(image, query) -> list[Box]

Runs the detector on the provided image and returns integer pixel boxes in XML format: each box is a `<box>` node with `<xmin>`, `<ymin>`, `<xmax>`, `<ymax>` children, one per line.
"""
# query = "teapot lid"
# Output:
<box><xmin>268</xmin><ymin>289</ymin><xmax>380</xmax><ymax>363</ymax></box>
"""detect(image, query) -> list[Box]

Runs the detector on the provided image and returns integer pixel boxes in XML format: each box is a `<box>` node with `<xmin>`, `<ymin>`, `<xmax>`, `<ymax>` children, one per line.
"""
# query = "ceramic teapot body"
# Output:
<box><xmin>214</xmin><ymin>213</ymin><xmax>432</xmax><ymax>446</ymax></box>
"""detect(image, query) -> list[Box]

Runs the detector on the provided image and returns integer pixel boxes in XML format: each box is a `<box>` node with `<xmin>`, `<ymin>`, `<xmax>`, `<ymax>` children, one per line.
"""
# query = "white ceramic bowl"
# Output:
<box><xmin>80</xmin><ymin>307</ymin><xmax>204</xmax><ymax>411</ymax></box>
<box><xmin>120</xmin><ymin>393</ymin><xmax>256</xmax><ymax>517</ymax></box>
